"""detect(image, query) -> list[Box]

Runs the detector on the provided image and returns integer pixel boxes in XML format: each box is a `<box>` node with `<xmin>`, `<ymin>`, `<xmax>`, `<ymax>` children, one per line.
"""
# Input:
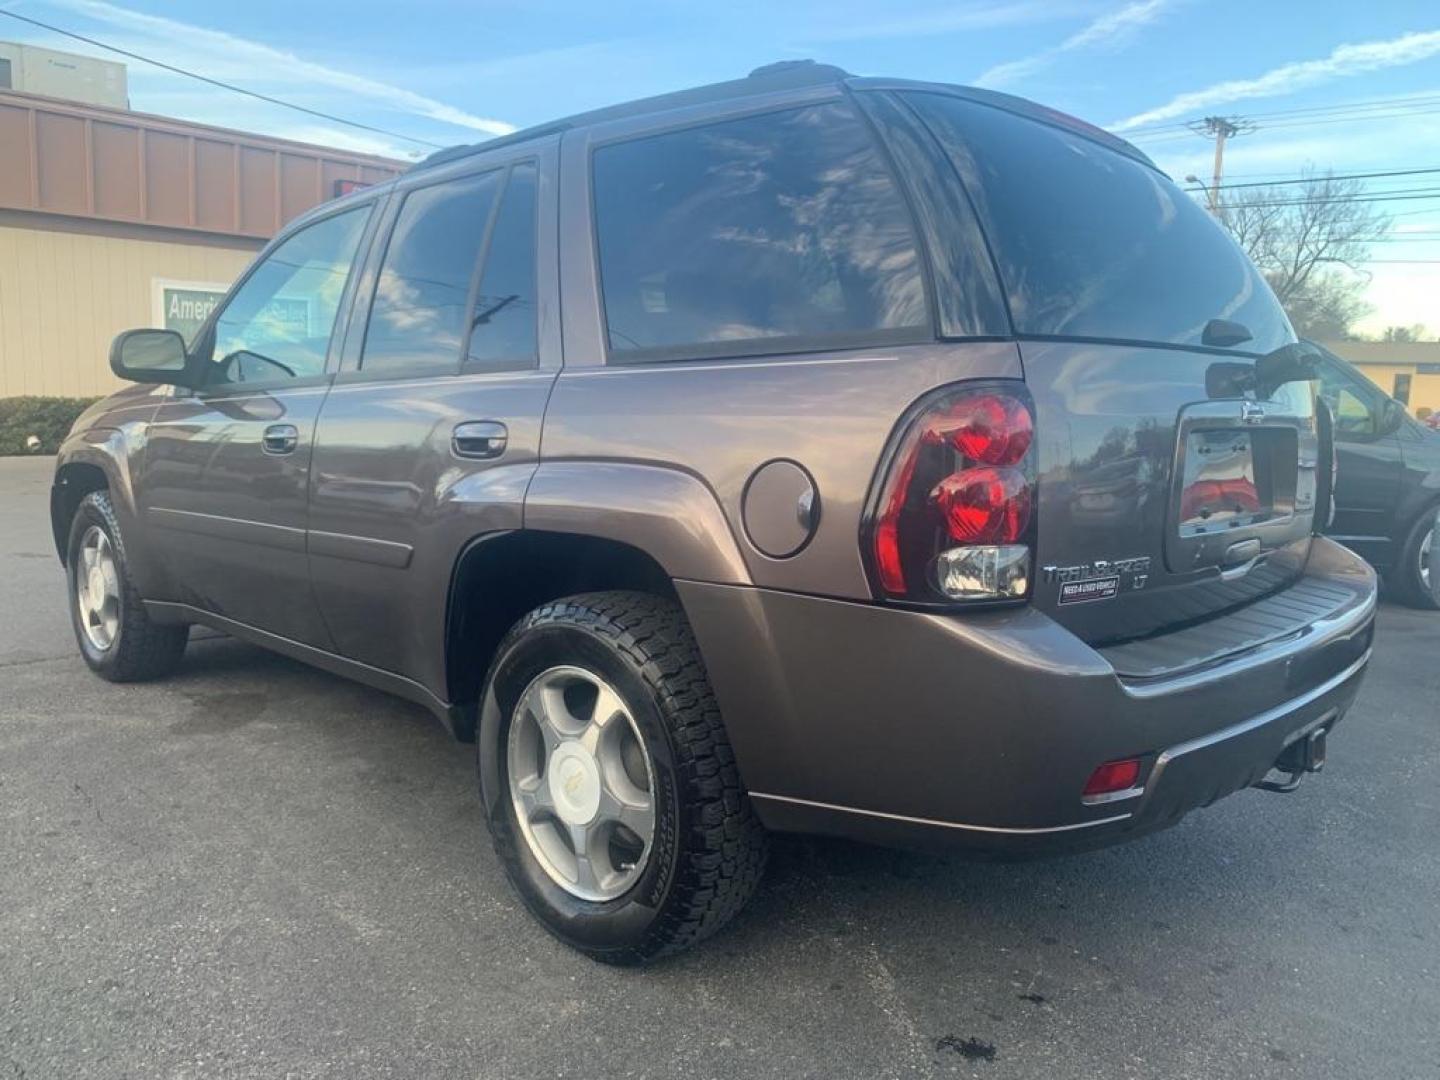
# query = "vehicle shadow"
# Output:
<box><xmin>162</xmin><ymin>628</ymin><xmax>1378</xmax><ymax>990</ymax></box>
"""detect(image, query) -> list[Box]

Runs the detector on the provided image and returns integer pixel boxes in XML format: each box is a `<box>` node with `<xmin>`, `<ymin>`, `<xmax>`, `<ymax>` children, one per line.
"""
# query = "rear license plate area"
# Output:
<box><xmin>1178</xmin><ymin>430</ymin><xmax>1265</xmax><ymax>536</ymax></box>
<box><xmin>1165</xmin><ymin>404</ymin><xmax>1305</xmax><ymax>575</ymax></box>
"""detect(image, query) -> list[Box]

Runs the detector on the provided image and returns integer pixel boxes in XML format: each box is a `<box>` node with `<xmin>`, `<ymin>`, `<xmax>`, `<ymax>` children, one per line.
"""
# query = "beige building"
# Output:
<box><xmin>0</xmin><ymin>41</ymin><xmax>127</xmax><ymax>109</ymax></box>
<box><xmin>0</xmin><ymin>73</ymin><xmax>404</xmax><ymax>399</ymax></box>
<box><xmin>1319</xmin><ymin>341</ymin><xmax>1440</xmax><ymax>418</ymax></box>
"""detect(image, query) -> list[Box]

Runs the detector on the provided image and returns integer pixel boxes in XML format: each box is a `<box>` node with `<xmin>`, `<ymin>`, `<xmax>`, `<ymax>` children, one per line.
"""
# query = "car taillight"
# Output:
<box><xmin>867</xmin><ymin>384</ymin><xmax>1037</xmax><ymax>604</ymax></box>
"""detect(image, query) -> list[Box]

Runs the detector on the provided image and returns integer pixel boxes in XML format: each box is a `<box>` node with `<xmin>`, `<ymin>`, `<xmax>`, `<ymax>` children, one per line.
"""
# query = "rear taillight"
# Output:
<box><xmin>866</xmin><ymin>384</ymin><xmax>1037</xmax><ymax>604</ymax></box>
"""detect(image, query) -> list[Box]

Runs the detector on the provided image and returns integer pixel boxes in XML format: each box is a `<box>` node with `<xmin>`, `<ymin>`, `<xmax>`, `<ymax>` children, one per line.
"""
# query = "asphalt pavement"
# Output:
<box><xmin>1</xmin><ymin>455</ymin><xmax>1437</xmax><ymax>1080</ymax></box>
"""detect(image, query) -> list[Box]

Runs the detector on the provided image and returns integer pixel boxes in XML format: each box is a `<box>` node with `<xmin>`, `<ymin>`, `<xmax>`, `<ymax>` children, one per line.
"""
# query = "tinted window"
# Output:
<box><xmin>1317</xmin><ymin>357</ymin><xmax>1382</xmax><ymax>437</ymax></box>
<box><xmin>904</xmin><ymin>93</ymin><xmax>1293</xmax><ymax>354</ymax></box>
<box><xmin>363</xmin><ymin>170</ymin><xmax>501</xmax><ymax>374</ymax></box>
<box><xmin>211</xmin><ymin>205</ymin><xmax>370</xmax><ymax>384</ymax></box>
<box><xmin>593</xmin><ymin>102</ymin><xmax>927</xmax><ymax>361</ymax></box>
<box><xmin>859</xmin><ymin>92</ymin><xmax>1009</xmax><ymax>338</ymax></box>
<box><xmin>467</xmin><ymin>163</ymin><xmax>538</xmax><ymax>369</ymax></box>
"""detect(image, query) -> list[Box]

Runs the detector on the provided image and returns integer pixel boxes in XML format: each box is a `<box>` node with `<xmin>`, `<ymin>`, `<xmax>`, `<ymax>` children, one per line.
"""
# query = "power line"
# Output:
<box><xmin>1210</xmin><ymin>164</ymin><xmax>1440</xmax><ymax>181</ymax></box>
<box><xmin>0</xmin><ymin>9</ymin><xmax>444</xmax><ymax>151</ymax></box>
<box><xmin>1129</xmin><ymin>105</ymin><xmax>1440</xmax><ymax>144</ymax></box>
<box><xmin>1120</xmin><ymin>91</ymin><xmax>1440</xmax><ymax>136</ymax></box>
<box><xmin>1183</xmin><ymin>167</ymin><xmax>1440</xmax><ymax>193</ymax></box>
<box><xmin>1195</xmin><ymin>191</ymin><xmax>1440</xmax><ymax>210</ymax></box>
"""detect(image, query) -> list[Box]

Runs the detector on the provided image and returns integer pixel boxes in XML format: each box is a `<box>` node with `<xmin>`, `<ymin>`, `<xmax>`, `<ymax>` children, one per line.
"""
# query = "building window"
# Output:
<box><xmin>0</xmin><ymin>58</ymin><xmax>12</xmax><ymax>90</ymax></box>
<box><xmin>1394</xmin><ymin>373</ymin><xmax>1413</xmax><ymax>405</ymax></box>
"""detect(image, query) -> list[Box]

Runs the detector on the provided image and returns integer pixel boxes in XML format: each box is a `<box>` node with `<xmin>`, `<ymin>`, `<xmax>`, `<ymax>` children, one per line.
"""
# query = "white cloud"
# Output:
<box><xmin>1113</xmin><ymin>28</ymin><xmax>1440</xmax><ymax>131</ymax></box>
<box><xmin>976</xmin><ymin>0</ymin><xmax>1171</xmax><ymax>88</ymax></box>
<box><xmin>45</xmin><ymin>0</ymin><xmax>517</xmax><ymax>136</ymax></box>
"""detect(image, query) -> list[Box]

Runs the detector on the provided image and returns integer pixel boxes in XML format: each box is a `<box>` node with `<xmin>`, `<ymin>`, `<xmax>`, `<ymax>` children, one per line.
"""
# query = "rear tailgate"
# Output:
<box><xmin>891</xmin><ymin>90</ymin><xmax>1316</xmax><ymax>644</ymax></box>
<box><xmin>1025</xmin><ymin>340</ymin><xmax>1318</xmax><ymax>644</ymax></box>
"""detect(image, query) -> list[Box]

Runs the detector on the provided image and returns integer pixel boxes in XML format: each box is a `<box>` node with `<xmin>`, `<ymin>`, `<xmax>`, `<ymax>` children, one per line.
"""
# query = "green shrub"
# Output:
<box><xmin>0</xmin><ymin>396</ymin><xmax>101</xmax><ymax>456</ymax></box>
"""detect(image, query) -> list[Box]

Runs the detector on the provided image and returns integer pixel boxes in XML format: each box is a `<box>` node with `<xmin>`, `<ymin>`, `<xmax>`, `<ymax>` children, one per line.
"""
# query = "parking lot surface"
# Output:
<box><xmin>2</xmin><ymin>455</ymin><xmax>1437</xmax><ymax>1079</ymax></box>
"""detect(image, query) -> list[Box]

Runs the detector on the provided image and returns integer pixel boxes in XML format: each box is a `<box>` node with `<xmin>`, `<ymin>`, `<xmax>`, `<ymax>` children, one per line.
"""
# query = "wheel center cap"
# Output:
<box><xmin>548</xmin><ymin>741</ymin><xmax>601</xmax><ymax>825</ymax></box>
<box><xmin>87</xmin><ymin>567</ymin><xmax>106</xmax><ymax>607</ymax></box>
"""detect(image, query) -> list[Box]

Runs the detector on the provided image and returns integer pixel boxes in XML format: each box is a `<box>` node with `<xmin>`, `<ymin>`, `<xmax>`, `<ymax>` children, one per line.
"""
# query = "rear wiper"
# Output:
<box><xmin>1202</xmin><ymin>318</ymin><xmax>1253</xmax><ymax>347</ymax></box>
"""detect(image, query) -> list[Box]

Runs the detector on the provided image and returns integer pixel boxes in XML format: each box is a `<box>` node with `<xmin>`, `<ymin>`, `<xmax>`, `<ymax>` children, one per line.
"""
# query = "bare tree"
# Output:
<box><xmin>1216</xmin><ymin>170</ymin><xmax>1390</xmax><ymax>339</ymax></box>
<box><xmin>1381</xmin><ymin>324</ymin><xmax>1431</xmax><ymax>342</ymax></box>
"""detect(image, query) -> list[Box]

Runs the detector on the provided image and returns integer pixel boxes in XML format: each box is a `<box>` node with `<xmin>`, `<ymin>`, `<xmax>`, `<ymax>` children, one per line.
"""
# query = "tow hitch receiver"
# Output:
<box><xmin>1256</xmin><ymin>725</ymin><xmax>1329</xmax><ymax>794</ymax></box>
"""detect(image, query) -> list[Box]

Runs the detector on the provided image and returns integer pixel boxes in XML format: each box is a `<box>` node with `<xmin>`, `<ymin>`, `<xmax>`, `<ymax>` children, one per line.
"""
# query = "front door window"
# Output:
<box><xmin>207</xmin><ymin>205</ymin><xmax>371</xmax><ymax>385</ymax></box>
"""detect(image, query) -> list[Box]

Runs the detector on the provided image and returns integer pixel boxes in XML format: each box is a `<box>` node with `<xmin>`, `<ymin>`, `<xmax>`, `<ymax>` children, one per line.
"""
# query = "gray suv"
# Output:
<box><xmin>51</xmin><ymin>62</ymin><xmax>1377</xmax><ymax>963</ymax></box>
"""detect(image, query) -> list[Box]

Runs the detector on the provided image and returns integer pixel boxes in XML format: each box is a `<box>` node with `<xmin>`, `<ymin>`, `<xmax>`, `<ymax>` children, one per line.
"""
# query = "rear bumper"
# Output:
<box><xmin>678</xmin><ymin>537</ymin><xmax>1376</xmax><ymax>856</ymax></box>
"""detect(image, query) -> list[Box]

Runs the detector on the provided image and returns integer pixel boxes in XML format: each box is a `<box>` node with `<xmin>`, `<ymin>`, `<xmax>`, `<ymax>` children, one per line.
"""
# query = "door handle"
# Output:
<box><xmin>262</xmin><ymin>423</ymin><xmax>299</xmax><ymax>455</ymax></box>
<box><xmin>453</xmin><ymin>421</ymin><xmax>508</xmax><ymax>459</ymax></box>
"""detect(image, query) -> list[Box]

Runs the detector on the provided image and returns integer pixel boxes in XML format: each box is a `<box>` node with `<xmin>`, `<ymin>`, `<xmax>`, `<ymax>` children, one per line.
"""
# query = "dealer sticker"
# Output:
<box><xmin>1058</xmin><ymin>575</ymin><xmax>1120</xmax><ymax>605</ymax></box>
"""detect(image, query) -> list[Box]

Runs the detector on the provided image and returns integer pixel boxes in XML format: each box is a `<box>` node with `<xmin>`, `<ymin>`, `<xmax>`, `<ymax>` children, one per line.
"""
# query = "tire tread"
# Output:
<box><xmin>71</xmin><ymin>491</ymin><xmax>187</xmax><ymax>682</ymax></box>
<box><xmin>492</xmin><ymin>590</ymin><xmax>768</xmax><ymax>962</ymax></box>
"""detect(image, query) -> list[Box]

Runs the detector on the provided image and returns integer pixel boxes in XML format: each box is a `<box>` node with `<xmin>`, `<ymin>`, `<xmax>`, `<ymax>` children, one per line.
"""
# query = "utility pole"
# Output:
<box><xmin>1185</xmin><ymin>116</ymin><xmax>1255</xmax><ymax>215</ymax></box>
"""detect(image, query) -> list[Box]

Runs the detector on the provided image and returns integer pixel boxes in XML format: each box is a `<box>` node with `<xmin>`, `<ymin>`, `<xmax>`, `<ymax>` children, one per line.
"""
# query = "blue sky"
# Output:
<box><xmin>3</xmin><ymin>0</ymin><xmax>1438</xmax><ymax>333</ymax></box>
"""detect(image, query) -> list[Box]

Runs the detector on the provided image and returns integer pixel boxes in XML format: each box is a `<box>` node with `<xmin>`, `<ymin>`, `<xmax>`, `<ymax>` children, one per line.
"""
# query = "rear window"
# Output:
<box><xmin>592</xmin><ymin>102</ymin><xmax>929</xmax><ymax>362</ymax></box>
<box><xmin>903</xmin><ymin>92</ymin><xmax>1293</xmax><ymax>355</ymax></box>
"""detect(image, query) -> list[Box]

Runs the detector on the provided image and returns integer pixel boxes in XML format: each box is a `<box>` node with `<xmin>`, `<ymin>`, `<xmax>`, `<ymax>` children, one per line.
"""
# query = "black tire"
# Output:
<box><xmin>1391</xmin><ymin>505</ymin><xmax>1440</xmax><ymax>610</ymax></box>
<box><xmin>66</xmin><ymin>490</ymin><xmax>188</xmax><ymax>681</ymax></box>
<box><xmin>478</xmin><ymin>591</ymin><xmax>768</xmax><ymax>964</ymax></box>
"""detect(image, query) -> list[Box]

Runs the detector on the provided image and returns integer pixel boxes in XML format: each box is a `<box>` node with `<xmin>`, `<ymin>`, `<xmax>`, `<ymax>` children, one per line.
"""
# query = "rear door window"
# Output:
<box><xmin>361</xmin><ymin>170</ymin><xmax>502</xmax><ymax>375</ymax></box>
<box><xmin>592</xmin><ymin>102</ymin><xmax>929</xmax><ymax>362</ymax></box>
<box><xmin>903</xmin><ymin>92</ymin><xmax>1293</xmax><ymax>355</ymax></box>
<box><xmin>466</xmin><ymin>163</ymin><xmax>539</xmax><ymax>370</ymax></box>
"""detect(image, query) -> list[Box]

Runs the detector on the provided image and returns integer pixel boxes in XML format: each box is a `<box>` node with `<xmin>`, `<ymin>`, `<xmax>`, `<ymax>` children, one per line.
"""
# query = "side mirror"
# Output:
<box><xmin>1254</xmin><ymin>342</ymin><xmax>1320</xmax><ymax>400</ymax></box>
<box><xmin>110</xmin><ymin>328</ymin><xmax>193</xmax><ymax>385</ymax></box>
<box><xmin>1379</xmin><ymin>398</ymin><xmax>1407</xmax><ymax>436</ymax></box>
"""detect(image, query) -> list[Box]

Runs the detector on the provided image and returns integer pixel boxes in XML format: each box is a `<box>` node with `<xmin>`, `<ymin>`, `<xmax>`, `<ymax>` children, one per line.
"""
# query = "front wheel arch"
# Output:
<box><xmin>51</xmin><ymin>461</ymin><xmax>111</xmax><ymax>561</ymax></box>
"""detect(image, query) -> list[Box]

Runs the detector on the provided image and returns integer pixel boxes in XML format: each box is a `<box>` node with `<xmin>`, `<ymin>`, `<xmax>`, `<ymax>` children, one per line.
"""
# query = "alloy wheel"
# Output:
<box><xmin>506</xmin><ymin>666</ymin><xmax>656</xmax><ymax>902</ymax></box>
<box><xmin>1422</xmin><ymin>512</ymin><xmax>1437</xmax><ymax>592</ymax></box>
<box><xmin>76</xmin><ymin>526</ymin><xmax>121</xmax><ymax>651</ymax></box>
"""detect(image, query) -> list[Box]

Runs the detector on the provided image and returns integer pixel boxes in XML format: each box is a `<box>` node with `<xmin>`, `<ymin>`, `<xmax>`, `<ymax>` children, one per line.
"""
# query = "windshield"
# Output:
<box><xmin>903</xmin><ymin>91</ymin><xmax>1295</xmax><ymax>355</ymax></box>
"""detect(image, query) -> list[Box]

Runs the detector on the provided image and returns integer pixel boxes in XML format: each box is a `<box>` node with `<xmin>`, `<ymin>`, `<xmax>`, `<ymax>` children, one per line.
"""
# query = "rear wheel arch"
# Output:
<box><xmin>443</xmin><ymin>530</ymin><xmax>681</xmax><ymax>739</ymax></box>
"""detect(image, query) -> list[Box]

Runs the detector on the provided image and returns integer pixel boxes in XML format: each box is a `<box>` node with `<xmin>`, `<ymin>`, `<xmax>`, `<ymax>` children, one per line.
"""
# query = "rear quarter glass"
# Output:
<box><xmin>590</xmin><ymin>101</ymin><xmax>930</xmax><ymax>364</ymax></box>
<box><xmin>900</xmin><ymin>91</ymin><xmax>1294</xmax><ymax>356</ymax></box>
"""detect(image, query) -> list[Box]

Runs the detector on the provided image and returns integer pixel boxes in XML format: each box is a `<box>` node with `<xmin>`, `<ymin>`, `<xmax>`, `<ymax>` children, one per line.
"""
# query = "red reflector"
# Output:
<box><xmin>931</xmin><ymin>467</ymin><xmax>1031</xmax><ymax>543</ymax></box>
<box><xmin>1083</xmin><ymin>758</ymin><xmax>1142</xmax><ymax>797</ymax></box>
<box><xmin>946</xmin><ymin>394</ymin><xmax>1033</xmax><ymax>466</ymax></box>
